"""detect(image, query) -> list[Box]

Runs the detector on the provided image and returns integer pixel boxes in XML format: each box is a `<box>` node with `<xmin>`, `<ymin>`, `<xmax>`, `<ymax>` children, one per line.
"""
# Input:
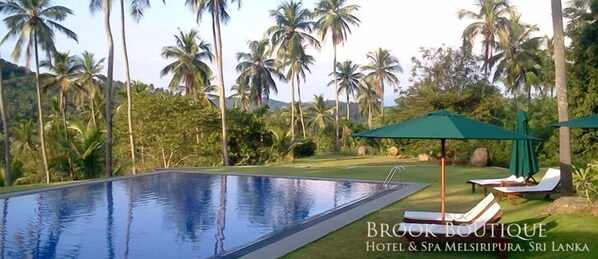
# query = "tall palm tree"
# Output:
<box><xmin>1</xmin><ymin>0</ymin><xmax>78</xmax><ymax>183</ymax></box>
<box><xmin>119</xmin><ymin>0</ymin><xmax>165</xmax><ymax>175</ymax></box>
<box><xmin>186</xmin><ymin>0</ymin><xmax>242</xmax><ymax>166</ymax></box>
<box><xmin>75</xmin><ymin>51</ymin><xmax>105</xmax><ymax>127</ymax></box>
<box><xmin>307</xmin><ymin>94</ymin><xmax>333</xmax><ymax>134</ymax></box>
<box><xmin>329</xmin><ymin>60</ymin><xmax>362</xmax><ymax>120</ymax></box>
<box><xmin>458</xmin><ymin>0</ymin><xmax>512</xmax><ymax>72</ymax></box>
<box><xmin>313</xmin><ymin>0</ymin><xmax>360</xmax><ymax>151</ymax></box>
<box><xmin>230</xmin><ymin>84</ymin><xmax>250</xmax><ymax>111</ymax></box>
<box><xmin>40</xmin><ymin>51</ymin><xmax>84</xmax><ymax>136</ymax></box>
<box><xmin>362</xmin><ymin>48</ymin><xmax>402</xmax><ymax>119</ymax></box>
<box><xmin>268</xmin><ymin>0</ymin><xmax>320</xmax><ymax>140</ymax></box>
<box><xmin>356</xmin><ymin>78</ymin><xmax>380</xmax><ymax>129</ymax></box>
<box><xmin>90</xmin><ymin>0</ymin><xmax>115</xmax><ymax>177</ymax></box>
<box><xmin>551</xmin><ymin>0</ymin><xmax>572</xmax><ymax>195</ymax></box>
<box><xmin>160</xmin><ymin>29</ymin><xmax>214</xmax><ymax>98</ymax></box>
<box><xmin>0</xmin><ymin>55</ymin><xmax>11</xmax><ymax>186</ymax></box>
<box><xmin>235</xmin><ymin>39</ymin><xmax>284</xmax><ymax>107</ymax></box>
<box><xmin>283</xmin><ymin>48</ymin><xmax>315</xmax><ymax>139</ymax></box>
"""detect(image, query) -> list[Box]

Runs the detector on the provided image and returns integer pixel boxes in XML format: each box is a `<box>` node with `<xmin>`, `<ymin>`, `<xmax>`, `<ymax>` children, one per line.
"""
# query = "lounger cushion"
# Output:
<box><xmin>494</xmin><ymin>168</ymin><xmax>560</xmax><ymax>193</ymax></box>
<box><xmin>403</xmin><ymin>193</ymin><xmax>495</xmax><ymax>222</ymax></box>
<box><xmin>469</xmin><ymin>175</ymin><xmax>524</xmax><ymax>185</ymax></box>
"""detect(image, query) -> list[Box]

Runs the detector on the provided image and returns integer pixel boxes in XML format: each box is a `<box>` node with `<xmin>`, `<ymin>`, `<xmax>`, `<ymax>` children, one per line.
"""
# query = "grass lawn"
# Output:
<box><xmin>1</xmin><ymin>155</ymin><xmax>596</xmax><ymax>258</ymax></box>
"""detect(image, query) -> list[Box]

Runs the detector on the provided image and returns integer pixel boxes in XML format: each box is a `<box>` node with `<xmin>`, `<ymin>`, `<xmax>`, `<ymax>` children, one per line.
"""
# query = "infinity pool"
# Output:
<box><xmin>0</xmin><ymin>172</ymin><xmax>388</xmax><ymax>258</ymax></box>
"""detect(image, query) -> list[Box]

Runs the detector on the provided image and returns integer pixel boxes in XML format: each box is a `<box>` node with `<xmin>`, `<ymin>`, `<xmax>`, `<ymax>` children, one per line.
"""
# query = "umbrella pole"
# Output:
<box><xmin>441</xmin><ymin>139</ymin><xmax>446</xmax><ymax>223</ymax></box>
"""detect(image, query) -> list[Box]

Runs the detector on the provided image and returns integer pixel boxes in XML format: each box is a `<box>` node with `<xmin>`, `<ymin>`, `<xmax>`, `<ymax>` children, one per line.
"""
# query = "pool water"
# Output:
<box><xmin>0</xmin><ymin>172</ymin><xmax>387</xmax><ymax>258</ymax></box>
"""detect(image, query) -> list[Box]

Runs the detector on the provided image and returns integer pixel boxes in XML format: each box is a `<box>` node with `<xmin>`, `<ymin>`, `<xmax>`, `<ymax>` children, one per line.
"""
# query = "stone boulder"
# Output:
<box><xmin>389</xmin><ymin>147</ymin><xmax>399</xmax><ymax>157</ymax></box>
<box><xmin>357</xmin><ymin>146</ymin><xmax>366</xmax><ymax>156</ymax></box>
<box><xmin>418</xmin><ymin>153</ymin><xmax>430</xmax><ymax>161</ymax></box>
<box><xmin>592</xmin><ymin>207</ymin><xmax>598</xmax><ymax>217</ymax></box>
<box><xmin>548</xmin><ymin>196</ymin><xmax>595</xmax><ymax>215</ymax></box>
<box><xmin>469</xmin><ymin>148</ymin><xmax>489</xmax><ymax>167</ymax></box>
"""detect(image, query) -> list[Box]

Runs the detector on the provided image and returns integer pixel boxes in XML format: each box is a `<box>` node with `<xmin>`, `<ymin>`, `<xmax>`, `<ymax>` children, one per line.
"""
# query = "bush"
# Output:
<box><xmin>294</xmin><ymin>140</ymin><xmax>316</xmax><ymax>158</ymax></box>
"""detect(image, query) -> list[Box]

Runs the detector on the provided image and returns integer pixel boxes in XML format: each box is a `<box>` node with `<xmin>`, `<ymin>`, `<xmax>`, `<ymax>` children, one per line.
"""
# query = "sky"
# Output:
<box><xmin>0</xmin><ymin>0</ymin><xmax>556</xmax><ymax>106</ymax></box>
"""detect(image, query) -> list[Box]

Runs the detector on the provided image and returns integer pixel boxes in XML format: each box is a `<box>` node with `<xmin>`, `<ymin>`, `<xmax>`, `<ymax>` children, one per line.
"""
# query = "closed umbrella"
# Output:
<box><xmin>551</xmin><ymin>114</ymin><xmax>598</xmax><ymax>128</ymax></box>
<box><xmin>509</xmin><ymin>111</ymin><xmax>539</xmax><ymax>179</ymax></box>
<box><xmin>352</xmin><ymin>110</ymin><xmax>537</xmax><ymax>222</ymax></box>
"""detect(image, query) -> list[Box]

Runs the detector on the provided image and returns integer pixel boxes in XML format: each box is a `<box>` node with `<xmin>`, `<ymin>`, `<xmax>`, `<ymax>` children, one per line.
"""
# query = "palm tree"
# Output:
<box><xmin>356</xmin><ymin>77</ymin><xmax>380</xmax><ymax>129</ymax></box>
<box><xmin>235</xmin><ymin>39</ymin><xmax>284</xmax><ymax>107</ymax></box>
<box><xmin>186</xmin><ymin>0</ymin><xmax>241</xmax><ymax>166</ymax></box>
<box><xmin>551</xmin><ymin>0</ymin><xmax>572</xmax><ymax>195</ymax></box>
<box><xmin>160</xmin><ymin>29</ymin><xmax>214</xmax><ymax>98</ymax></box>
<box><xmin>90</xmin><ymin>0</ymin><xmax>115</xmax><ymax>177</ymax></box>
<box><xmin>0</xmin><ymin>56</ymin><xmax>11</xmax><ymax>186</ymax></box>
<box><xmin>313</xmin><ymin>0</ymin><xmax>360</xmax><ymax>151</ymax></box>
<box><xmin>362</xmin><ymin>48</ymin><xmax>402</xmax><ymax>119</ymax></box>
<box><xmin>329</xmin><ymin>60</ymin><xmax>362</xmax><ymax>120</ymax></box>
<box><xmin>307</xmin><ymin>94</ymin><xmax>333</xmax><ymax>134</ymax></box>
<box><xmin>40</xmin><ymin>51</ymin><xmax>84</xmax><ymax>136</ymax></box>
<box><xmin>283</xmin><ymin>48</ymin><xmax>315</xmax><ymax>139</ymax></box>
<box><xmin>230</xmin><ymin>84</ymin><xmax>250</xmax><ymax>111</ymax></box>
<box><xmin>458</xmin><ymin>0</ymin><xmax>512</xmax><ymax>72</ymax></box>
<box><xmin>268</xmin><ymin>0</ymin><xmax>320</xmax><ymax>140</ymax></box>
<box><xmin>118</xmin><ymin>0</ymin><xmax>164</xmax><ymax>175</ymax></box>
<box><xmin>75</xmin><ymin>51</ymin><xmax>105</xmax><ymax>127</ymax></box>
<box><xmin>1</xmin><ymin>0</ymin><xmax>78</xmax><ymax>183</ymax></box>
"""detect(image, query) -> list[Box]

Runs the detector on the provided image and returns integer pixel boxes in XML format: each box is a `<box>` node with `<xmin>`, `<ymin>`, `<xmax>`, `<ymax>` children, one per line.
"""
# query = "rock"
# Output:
<box><xmin>592</xmin><ymin>207</ymin><xmax>598</xmax><ymax>217</ymax></box>
<box><xmin>469</xmin><ymin>148</ymin><xmax>489</xmax><ymax>167</ymax></box>
<box><xmin>389</xmin><ymin>147</ymin><xmax>399</xmax><ymax>157</ymax></box>
<box><xmin>418</xmin><ymin>153</ymin><xmax>430</xmax><ymax>161</ymax></box>
<box><xmin>357</xmin><ymin>146</ymin><xmax>366</xmax><ymax>156</ymax></box>
<box><xmin>548</xmin><ymin>196</ymin><xmax>594</xmax><ymax>215</ymax></box>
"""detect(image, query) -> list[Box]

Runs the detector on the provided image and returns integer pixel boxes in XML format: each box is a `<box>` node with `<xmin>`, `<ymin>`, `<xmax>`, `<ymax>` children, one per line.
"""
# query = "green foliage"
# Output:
<box><xmin>227</xmin><ymin>107</ymin><xmax>273</xmax><ymax>165</ymax></box>
<box><xmin>293</xmin><ymin>139</ymin><xmax>316</xmax><ymax>158</ymax></box>
<box><xmin>573</xmin><ymin>161</ymin><xmax>598</xmax><ymax>203</ymax></box>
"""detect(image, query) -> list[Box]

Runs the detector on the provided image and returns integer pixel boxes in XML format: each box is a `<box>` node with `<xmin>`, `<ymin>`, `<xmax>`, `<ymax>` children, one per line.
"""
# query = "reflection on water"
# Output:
<box><xmin>0</xmin><ymin>173</ymin><xmax>384</xmax><ymax>258</ymax></box>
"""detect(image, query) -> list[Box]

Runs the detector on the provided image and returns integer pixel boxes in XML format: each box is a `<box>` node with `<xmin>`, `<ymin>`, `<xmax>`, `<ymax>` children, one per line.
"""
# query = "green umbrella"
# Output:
<box><xmin>352</xmin><ymin>110</ymin><xmax>537</xmax><ymax>222</ymax></box>
<box><xmin>551</xmin><ymin>114</ymin><xmax>598</xmax><ymax>128</ymax></box>
<box><xmin>509</xmin><ymin>111</ymin><xmax>539</xmax><ymax>178</ymax></box>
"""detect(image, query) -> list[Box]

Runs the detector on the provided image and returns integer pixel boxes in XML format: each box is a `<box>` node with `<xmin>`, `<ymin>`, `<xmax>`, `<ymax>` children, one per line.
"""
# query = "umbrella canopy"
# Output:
<box><xmin>352</xmin><ymin>110</ymin><xmax>537</xmax><ymax>222</ymax></box>
<box><xmin>509</xmin><ymin>111</ymin><xmax>539</xmax><ymax>178</ymax></box>
<box><xmin>551</xmin><ymin>114</ymin><xmax>598</xmax><ymax>128</ymax></box>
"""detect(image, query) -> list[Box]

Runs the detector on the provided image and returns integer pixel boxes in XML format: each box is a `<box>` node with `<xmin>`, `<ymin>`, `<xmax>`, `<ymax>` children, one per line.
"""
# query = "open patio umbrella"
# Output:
<box><xmin>551</xmin><ymin>114</ymin><xmax>598</xmax><ymax>128</ymax></box>
<box><xmin>509</xmin><ymin>111</ymin><xmax>539</xmax><ymax>179</ymax></box>
<box><xmin>352</xmin><ymin>110</ymin><xmax>537</xmax><ymax>222</ymax></box>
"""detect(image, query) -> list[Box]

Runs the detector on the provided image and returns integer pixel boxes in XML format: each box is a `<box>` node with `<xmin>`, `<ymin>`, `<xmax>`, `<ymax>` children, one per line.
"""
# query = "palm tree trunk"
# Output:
<box><xmin>290</xmin><ymin>72</ymin><xmax>296</xmax><ymax>141</ymax></box>
<box><xmin>104</xmin><ymin>0</ymin><xmax>115</xmax><ymax>177</ymax></box>
<box><xmin>333</xmin><ymin>43</ymin><xmax>340</xmax><ymax>152</ymax></box>
<box><xmin>0</xmin><ymin>58</ymin><xmax>12</xmax><ymax>186</ymax></box>
<box><xmin>120</xmin><ymin>0</ymin><xmax>137</xmax><ymax>174</ymax></box>
<box><xmin>379</xmin><ymin>80</ymin><xmax>384</xmax><ymax>119</ymax></box>
<box><xmin>90</xmin><ymin>97</ymin><xmax>97</xmax><ymax>127</ymax></box>
<box><xmin>297</xmin><ymin>77</ymin><xmax>306</xmax><ymax>139</ymax></box>
<box><xmin>551</xmin><ymin>0</ymin><xmax>572</xmax><ymax>195</ymax></box>
<box><xmin>60</xmin><ymin>93</ymin><xmax>75</xmax><ymax>181</ymax></box>
<box><xmin>368</xmin><ymin>101</ymin><xmax>372</xmax><ymax>129</ymax></box>
<box><xmin>34</xmin><ymin>38</ymin><xmax>50</xmax><ymax>183</ymax></box>
<box><xmin>346</xmin><ymin>92</ymin><xmax>350</xmax><ymax>120</ymax></box>
<box><xmin>213</xmin><ymin>13</ymin><xmax>230</xmax><ymax>166</ymax></box>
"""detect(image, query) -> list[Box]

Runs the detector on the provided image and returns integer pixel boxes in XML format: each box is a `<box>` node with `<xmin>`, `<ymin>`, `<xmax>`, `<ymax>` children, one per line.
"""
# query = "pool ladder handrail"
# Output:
<box><xmin>384</xmin><ymin>166</ymin><xmax>405</xmax><ymax>188</ymax></box>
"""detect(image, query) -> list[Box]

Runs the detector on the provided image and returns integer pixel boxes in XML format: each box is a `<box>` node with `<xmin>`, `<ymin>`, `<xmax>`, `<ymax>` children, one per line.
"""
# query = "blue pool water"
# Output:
<box><xmin>0</xmin><ymin>172</ymin><xmax>387</xmax><ymax>258</ymax></box>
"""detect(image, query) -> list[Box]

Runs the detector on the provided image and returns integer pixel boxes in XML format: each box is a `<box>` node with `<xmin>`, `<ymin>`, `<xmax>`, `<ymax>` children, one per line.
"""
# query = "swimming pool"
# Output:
<box><xmin>0</xmin><ymin>172</ymin><xmax>392</xmax><ymax>258</ymax></box>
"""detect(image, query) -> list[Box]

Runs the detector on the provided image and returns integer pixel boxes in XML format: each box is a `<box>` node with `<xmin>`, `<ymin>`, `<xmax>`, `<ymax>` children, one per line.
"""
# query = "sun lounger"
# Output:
<box><xmin>403</xmin><ymin>193</ymin><xmax>498</xmax><ymax>224</ymax></box>
<box><xmin>467</xmin><ymin>175</ymin><xmax>525</xmax><ymax>194</ymax></box>
<box><xmin>493</xmin><ymin>168</ymin><xmax>561</xmax><ymax>199</ymax></box>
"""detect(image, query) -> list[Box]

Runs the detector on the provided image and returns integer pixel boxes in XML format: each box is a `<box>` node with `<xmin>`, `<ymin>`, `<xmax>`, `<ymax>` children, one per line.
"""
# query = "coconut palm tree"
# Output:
<box><xmin>551</xmin><ymin>0</ymin><xmax>572</xmax><ymax>195</ymax></box>
<box><xmin>40</xmin><ymin>51</ymin><xmax>84</xmax><ymax>136</ymax></box>
<box><xmin>118</xmin><ymin>0</ymin><xmax>165</xmax><ymax>175</ymax></box>
<box><xmin>268</xmin><ymin>0</ymin><xmax>320</xmax><ymax>140</ymax></box>
<box><xmin>0</xmin><ymin>55</ymin><xmax>11</xmax><ymax>186</ymax></box>
<box><xmin>313</xmin><ymin>0</ymin><xmax>360</xmax><ymax>151</ymax></box>
<box><xmin>0</xmin><ymin>0</ymin><xmax>78</xmax><ymax>183</ymax></box>
<box><xmin>230</xmin><ymin>84</ymin><xmax>250</xmax><ymax>111</ymax></box>
<box><xmin>89</xmin><ymin>0</ymin><xmax>115</xmax><ymax>177</ymax></box>
<box><xmin>235</xmin><ymin>39</ymin><xmax>285</xmax><ymax>107</ymax></box>
<box><xmin>186</xmin><ymin>0</ymin><xmax>241</xmax><ymax>166</ymax></box>
<box><xmin>307</xmin><ymin>94</ymin><xmax>333</xmax><ymax>134</ymax></box>
<box><xmin>282</xmin><ymin>47</ymin><xmax>315</xmax><ymax>139</ymax></box>
<box><xmin>160</xmin><ymin>29</ymin><xmax>214</xmax><ymax>99</ymax></box>
<box><xmin>357</xmin><ymin>77</ymin><xmax>380</xmax><ymax>129</ymax></box>
<box><xmin>457</xmin><ymin>0</ymin><xmax>512</xmax><ymax>72</ymax></box>
<box><xmin>75</xmin><ymin>51</ymin><xmax>105</xmax><ymax>127</ymax></box>
<box><xmin>329</xmin><ymin>60</ymin><xmax>362</xmax><ymax>120</ymax></box>
<box><xmin>362</xmin><ymin>48</ymin><xmax>402</xmax><ymax>119</ymax></box>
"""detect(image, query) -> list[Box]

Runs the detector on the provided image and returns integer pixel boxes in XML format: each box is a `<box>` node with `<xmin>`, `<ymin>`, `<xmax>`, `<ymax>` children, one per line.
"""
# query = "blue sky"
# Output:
<box><xmin>0</xmin><ymin>0</ymin><xmax>554</xmax><ymax>106</ymax></box>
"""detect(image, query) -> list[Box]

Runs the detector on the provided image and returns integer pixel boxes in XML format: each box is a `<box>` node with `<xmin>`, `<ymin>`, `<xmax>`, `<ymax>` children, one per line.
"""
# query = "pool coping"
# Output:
<box><xmin>0</xmin><ymin>169</ymin><xmax>430</xmax><ymax>258</ymax></box>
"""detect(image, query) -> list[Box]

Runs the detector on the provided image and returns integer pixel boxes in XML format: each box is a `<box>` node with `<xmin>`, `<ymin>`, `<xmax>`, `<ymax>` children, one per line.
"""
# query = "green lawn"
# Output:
<box><xmin>1</xmin><ymin>156</ymin><xmax>596</xmax><ymax>258</ymax></box>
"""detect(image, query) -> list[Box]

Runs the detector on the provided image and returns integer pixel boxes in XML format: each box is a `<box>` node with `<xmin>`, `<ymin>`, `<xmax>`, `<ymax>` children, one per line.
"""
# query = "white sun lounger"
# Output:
<box><xmin>493</xmin><ymin>168</ymin><xmax>561</xmax><ymax>198</ymax></box>
<box><xmin>467</xmin><ymin>175</ymin><xmax>526</xmax><ymax>194</ymax></box>
<box><xmin>403</xmin><ymin>193</ymin><xmax>497</xmax><ymax>224</ymax></box>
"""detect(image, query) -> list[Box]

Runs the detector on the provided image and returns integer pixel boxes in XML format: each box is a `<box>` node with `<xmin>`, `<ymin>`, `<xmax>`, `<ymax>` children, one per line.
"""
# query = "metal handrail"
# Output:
<box><xmin>384</xmin><ymin>166</ymin><xmax>405</xmax><ymax>188</ymax></box>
